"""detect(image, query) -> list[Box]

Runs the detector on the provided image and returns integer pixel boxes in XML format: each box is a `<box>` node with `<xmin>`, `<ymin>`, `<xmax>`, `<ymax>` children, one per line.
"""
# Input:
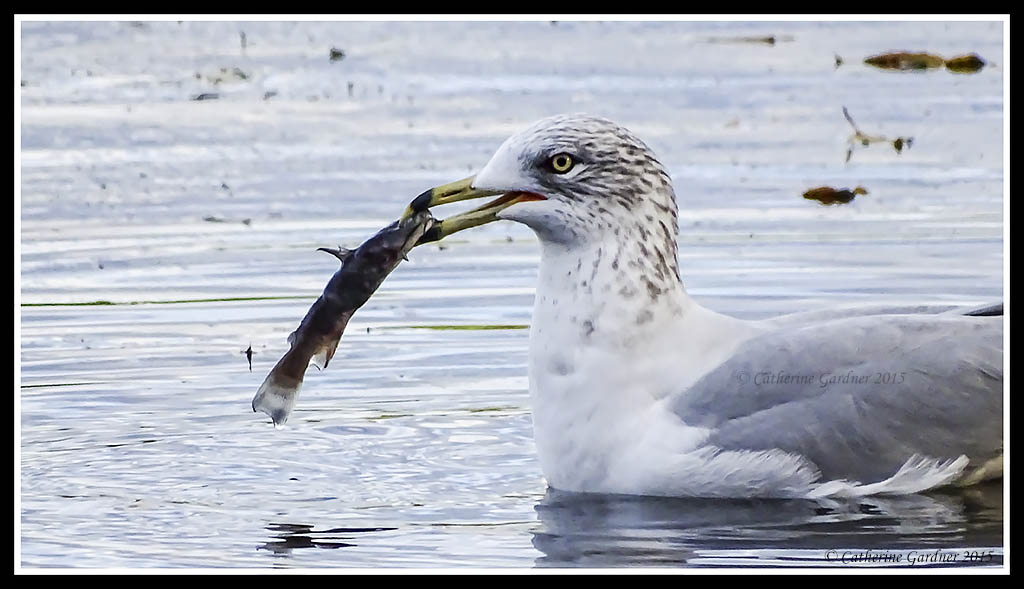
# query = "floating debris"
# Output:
<box><xmin>240</xmin><ymin>31</ymin><xmax>247</xmax><ymax>53</ymax></box>
<box><xmin>864</xmin><ymin>51</ymin><xmax>946</xmax><ymax>71</ymax></box>
<box><xmin>205</xmin><ymin>67</ymin><xmax>249</xmax><ymax>85</ymax></box>
<box><xmin>892</xmin><ymin>136</ymin><xmax>914</xmax><ymax>154</ymax></box>
<box><xmin>329</xmin><ymin>47</ymin><xmax>346</xmax><ymax>62</ymax></box>
<box><xmin>945</xmin><ymin>53</ymin><xmax>986</xmax><ymax>73</ymax></box>
<box><xmin>192</xmin><ymin>93</ymin><xmax>219</xmax><ymax>101</ymax></box>
<box><xmin>706</xmin><ymin>34</ymin><xmax>794</xmax><ymax>45</ymax></box>
<box><xmin>243</xmin><ymin>345</ymin><xmax>254</xmax><ymax>371</ymax></box>
<box><xmin>842</xmin><ymin>106</ymin><xmax>913</xmax><ymax>162</ymax></box>
<box><xmin>262</xmin><ymin>90</ymin><xmax>277</xmax><ymax>101</ymax></box>
<box><xmin>864</xmin><ymin>51</ymin><xmax>986</xmax><ymax>74</ymax></box>
<box><xmin>803</xmin><ymin>186</ymin><xmax>869</xmax><ymax>206</ymax></box>
<box><xmin>834</xmin><ymin>54</ymin><xmax>844</xmax><ymax>69</ymax></box>
<box><xmin>203</xmin><ymin>215</ymin><xmax>226</xmax><ymax>223</ymax></box>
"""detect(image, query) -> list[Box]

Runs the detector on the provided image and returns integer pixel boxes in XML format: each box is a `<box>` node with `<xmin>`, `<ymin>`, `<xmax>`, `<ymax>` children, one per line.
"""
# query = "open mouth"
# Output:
<box><xmin>470</xmin><ymin>191</ymin><xmax>547</xmax><ymax>213</ymax></box>
<box><xmin>403</xmin><ymin>177</ymin><xmax>547</xmax><ymax>244</ymax></box>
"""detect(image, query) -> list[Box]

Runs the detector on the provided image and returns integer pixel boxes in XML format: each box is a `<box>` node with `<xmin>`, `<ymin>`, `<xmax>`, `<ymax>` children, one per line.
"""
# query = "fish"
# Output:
<box><xmin>252</xmin><ymin>211</ymin><xmax>436</xmax><ymax>425</ymax></box>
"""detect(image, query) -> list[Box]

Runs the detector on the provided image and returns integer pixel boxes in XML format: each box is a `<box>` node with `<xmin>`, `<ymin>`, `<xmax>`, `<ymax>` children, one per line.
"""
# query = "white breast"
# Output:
<box><xmin>525</xmin><ymin>238</ymin><xmax>762</xmax><ymax>494</ymax></box>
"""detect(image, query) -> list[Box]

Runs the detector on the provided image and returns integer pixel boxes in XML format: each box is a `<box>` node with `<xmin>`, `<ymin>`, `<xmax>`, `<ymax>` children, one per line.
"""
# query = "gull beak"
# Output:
<box><xmin>402</xmin><ymin>176</ymin><xmax>546</xmax><ymax>244</ymax></box>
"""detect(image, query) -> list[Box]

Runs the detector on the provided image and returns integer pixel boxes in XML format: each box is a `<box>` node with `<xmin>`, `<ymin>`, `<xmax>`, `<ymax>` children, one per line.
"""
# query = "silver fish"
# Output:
<box><xmin>252</xmin><ymin>211</ymin><xmax>435</xmax><ymax>425</ymax></box>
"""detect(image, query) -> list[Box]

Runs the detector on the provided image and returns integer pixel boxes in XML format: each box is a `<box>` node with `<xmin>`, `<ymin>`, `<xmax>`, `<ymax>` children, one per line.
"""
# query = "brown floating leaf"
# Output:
<box><xmin>864</xmin><ymin>52</ymin><xmax>946</xmax><ymax>71</ymax></box>
<box><xmin>945</xmin><ymin>53</ymin><xmax>986</xmax><ymax>73</ymax></box>
<box><xmin>803</xmin><ymin>186</ymin><xmax>869</xmax><ymax>206</ymax></box>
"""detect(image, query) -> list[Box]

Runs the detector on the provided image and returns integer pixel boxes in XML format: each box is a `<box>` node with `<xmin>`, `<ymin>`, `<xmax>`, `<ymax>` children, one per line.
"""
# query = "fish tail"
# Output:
<box><xmin>251</xmin><ymin>350</ymin><xmax>307</xmax><ymax>426</ymax></box>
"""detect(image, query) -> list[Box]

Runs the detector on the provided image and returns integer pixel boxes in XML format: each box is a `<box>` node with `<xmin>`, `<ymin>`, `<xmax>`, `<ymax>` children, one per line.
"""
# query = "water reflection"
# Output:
<box><xmin>258</xmin><ymin>523</ymin><xmax>398</xmax><ymax>556</ymax></box>
<box><xmin>531</xmin><ymin>483</ymin><xmax>1003</xmax><ymax>567</ymax></box>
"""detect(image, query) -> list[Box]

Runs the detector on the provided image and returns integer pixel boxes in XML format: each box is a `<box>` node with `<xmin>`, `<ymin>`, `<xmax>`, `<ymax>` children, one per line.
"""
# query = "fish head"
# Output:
<box><xmin>362</xmin><ymin>210</ymin><xmax>436</xmax><ymax>263</ymax></box>
<box><xmin>390</xmin><ymin>210</ymin><xmax>435</xmax><ymax>253</ymax></box>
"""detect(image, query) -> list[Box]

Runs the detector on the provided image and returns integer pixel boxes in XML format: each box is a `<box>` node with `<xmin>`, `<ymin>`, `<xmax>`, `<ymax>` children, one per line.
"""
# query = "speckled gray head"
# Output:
<box><xmin>407</xmin><ymin>113</ymin><xmax>680</xmax><ymax>258</ymax></box>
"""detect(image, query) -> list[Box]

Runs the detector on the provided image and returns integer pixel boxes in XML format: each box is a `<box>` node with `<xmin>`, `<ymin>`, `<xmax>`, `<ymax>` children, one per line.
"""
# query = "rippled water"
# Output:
<box><xmin>19</xmin><ymin>19</ymin><xmax>1004</xmax><ymax>569</ymax></box>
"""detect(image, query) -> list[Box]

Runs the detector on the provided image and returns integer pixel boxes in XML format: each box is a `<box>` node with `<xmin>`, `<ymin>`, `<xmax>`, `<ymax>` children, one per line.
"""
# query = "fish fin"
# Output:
<box><xmin>310</xmin><ymin>351</ymin><xmax>325</xmax><ymax>371</ymax></box>
<box><xmin>323</xmin><ymin>339</ymin><xmax>340</xmax><ymax>369</ymax></box>
<box><xmin>310</xmin><ymin>339</ymin><xmax>340</xmax><ymax>371</ymax></box>
<box><xmin>317</xmin><ymin>245</ymin><xmax>353</xmax><ymax>264</ymax></box>
<box><xmin>252</xmin><ymin>371</ymin><xmax>303</xmax><ymax>426</ymax></box>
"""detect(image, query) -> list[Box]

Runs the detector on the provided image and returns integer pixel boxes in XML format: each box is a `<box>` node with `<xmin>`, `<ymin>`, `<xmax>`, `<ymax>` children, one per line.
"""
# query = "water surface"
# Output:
<box><xmin>19</xmin><ymin>20</ymin><xmax>1004</xmax><ymax>569</ymax></box>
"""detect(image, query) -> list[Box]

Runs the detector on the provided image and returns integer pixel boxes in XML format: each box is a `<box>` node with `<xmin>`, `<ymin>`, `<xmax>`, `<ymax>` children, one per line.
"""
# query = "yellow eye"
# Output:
<box><xmin>549</xmin><ymin>153</ymin><xmax>575</xmax><ymax>174</ymax></box>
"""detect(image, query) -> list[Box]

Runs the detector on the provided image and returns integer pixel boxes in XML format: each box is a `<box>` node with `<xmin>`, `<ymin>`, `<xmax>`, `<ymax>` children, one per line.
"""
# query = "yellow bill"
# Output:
<box><xmin>404</xmin><ymin>176</ymin><xmax>546</xmax><ymax>244</ymax></box>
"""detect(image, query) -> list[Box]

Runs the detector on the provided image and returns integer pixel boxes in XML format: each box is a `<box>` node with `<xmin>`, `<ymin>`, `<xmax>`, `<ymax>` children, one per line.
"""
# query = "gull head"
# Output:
<box><xmin>406</xmin><ymin>113</ymin><xmax>680</xmax><ymax>254</ymax></box>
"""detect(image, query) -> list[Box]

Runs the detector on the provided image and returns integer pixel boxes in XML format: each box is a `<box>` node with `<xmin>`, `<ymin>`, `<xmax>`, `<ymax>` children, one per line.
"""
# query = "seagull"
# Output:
<box><xmin>404</xmin><ymin>113</ymin><xmax>1003</xmax><ymax>499</ymax></box>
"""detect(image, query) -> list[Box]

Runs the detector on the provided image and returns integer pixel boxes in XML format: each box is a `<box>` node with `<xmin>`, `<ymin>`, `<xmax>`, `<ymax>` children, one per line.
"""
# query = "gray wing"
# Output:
<box><xmin>672</xmin><ymin>313</ymin><xmax>1003</xmax><ymax>484</ymax></box>
<box><xmin>762</xmin><ymin>301</ymin><xmax>1002</xmax><ymax>328</ymax></box>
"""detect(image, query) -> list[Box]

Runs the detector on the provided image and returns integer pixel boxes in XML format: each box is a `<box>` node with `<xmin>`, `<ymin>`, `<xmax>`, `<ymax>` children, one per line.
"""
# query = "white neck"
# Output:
<box><xmin>526</xmin><ymin>234</ymin><xmax>756</xmax><ymax>492</ymax></box>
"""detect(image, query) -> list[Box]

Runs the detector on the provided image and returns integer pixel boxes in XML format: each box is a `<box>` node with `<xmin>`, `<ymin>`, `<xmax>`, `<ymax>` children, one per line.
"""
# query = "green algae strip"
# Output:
<box><xmin>22</xmin><ymin>295</ymin><xmax>312</xmax><ymax>307</ymax></box>
<box><xmin>21</xmin><ymin>382</ymin><xmax>103</xmax><ymax>389</ymax></box>
<box><xmin>367</xmin><ymin>413</ymin><xmax>414</xmax><ymax>421</ymax></box>
<box><xmin>467</xmin><ymin>406</ymin><xmax>520</xmax><ymax>413</ymax></box>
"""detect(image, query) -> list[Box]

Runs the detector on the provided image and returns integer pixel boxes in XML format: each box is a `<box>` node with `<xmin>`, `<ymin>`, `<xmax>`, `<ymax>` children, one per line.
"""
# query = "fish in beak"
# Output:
<box><xmin>403</xmin><ymin>176</ymin><xmax>546</xmax><ymax>244</ymax></box>
<box><xmin>252</xmin><ymin>210</ymin><xmax>435</xmax><ymax>426</ymax></box>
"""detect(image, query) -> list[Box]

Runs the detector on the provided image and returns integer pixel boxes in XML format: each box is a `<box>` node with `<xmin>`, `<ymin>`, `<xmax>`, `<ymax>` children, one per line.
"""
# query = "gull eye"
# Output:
<box><xmin>547</xmin><ymin>153</ymin><xmax>575</xmax><ymax>174</ymax></box>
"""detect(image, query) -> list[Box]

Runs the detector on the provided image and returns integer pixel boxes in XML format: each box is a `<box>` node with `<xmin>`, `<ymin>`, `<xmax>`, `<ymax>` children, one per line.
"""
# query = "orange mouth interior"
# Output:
<box><xmin>469</xmin><ymin>191</ymin><xmax>547</xmax><ymax>213</ymax></box>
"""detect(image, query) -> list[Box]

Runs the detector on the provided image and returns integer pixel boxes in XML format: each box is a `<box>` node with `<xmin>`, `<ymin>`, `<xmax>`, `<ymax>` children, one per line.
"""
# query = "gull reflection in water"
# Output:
<box><xmin>531</xmin><ymin>482</ymin><xmax>1003</xmax><ymax>568</ymax></box>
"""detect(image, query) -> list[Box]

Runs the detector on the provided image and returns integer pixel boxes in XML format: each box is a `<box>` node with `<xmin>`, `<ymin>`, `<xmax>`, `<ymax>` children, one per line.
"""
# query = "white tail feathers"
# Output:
<box><xmin>808</xmin><ymin>454</ymin><xmax>970</xmax><ymax>499</ymax></box>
